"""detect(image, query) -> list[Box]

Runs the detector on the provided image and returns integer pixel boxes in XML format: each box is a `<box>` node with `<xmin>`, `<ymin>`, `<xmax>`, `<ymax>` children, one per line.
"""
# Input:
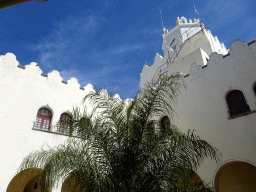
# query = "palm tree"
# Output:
<box><xmin>19</xmin><ymin>73</ymin><xmax>221</xmax><ymax>191</ymax></box>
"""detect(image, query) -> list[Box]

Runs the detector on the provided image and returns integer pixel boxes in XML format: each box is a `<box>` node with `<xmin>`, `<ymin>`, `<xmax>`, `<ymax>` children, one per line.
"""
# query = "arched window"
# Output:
<box><xmin>59</xmin><ymin>113</ymin><xmax>70</xmax><ymax>135</ymax></box>
<box><xmin>160</xmin><ymin>116</ymin><xmax>170</xmax><ymax>129</ymax></box>
<box><xmin>33</xmin><ymin>108</ymin><xmax>52</xmax><ymax>131</ymax></box>
<box><xmin>78</xmin><ymin>117</ymin><xmax>89</xmax><ymax>137</ymax></box>
<box><xmin>227</xmin><ymin>90</ymin><xmax>251</xmax><ymax>117</ymax></box>
<box><xmin>147</xmin><ymin>121</ymin><xmax>155</xmax><ymax>132</ymax></box>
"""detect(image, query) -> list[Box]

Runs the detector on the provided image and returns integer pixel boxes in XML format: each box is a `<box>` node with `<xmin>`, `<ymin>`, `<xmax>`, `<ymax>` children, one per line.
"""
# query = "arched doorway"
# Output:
<box><xmin>177</xmin><ymin>169</ymin><xmax>204</xmax><ymax>189</ymax></box>
<box><xmin>61</xmin><ymin>171</ymin><xmax>88</xmax><ymax>192</ymax></box>
<box><xmin>188</xmin><ymin>171</ymin><xmax>203</xmax><ymax>188</ymax></box>
<box><xmin>214</xmin><ymin>160</ymin><xmax>256</xmax><ymax>191</ymax></box>
<box><xmin>23</xmin><ymin>175</ymin><xmax>40</xmax><ymax>192</ymax></box>
<box><xmin>6</xmin><ymin>168</ymin><xmax>48</xmax><ymax>192</ymax></box>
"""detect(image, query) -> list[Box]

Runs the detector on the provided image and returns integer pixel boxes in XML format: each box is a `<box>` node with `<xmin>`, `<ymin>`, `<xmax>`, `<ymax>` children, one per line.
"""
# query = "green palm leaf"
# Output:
<box><xmin>19</xmin><ymin>73</ymin><xmax>221</xmax><ymax>192</ymax></box>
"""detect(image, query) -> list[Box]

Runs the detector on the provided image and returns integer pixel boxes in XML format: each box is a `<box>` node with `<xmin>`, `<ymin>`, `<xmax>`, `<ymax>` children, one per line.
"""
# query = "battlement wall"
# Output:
<box><xmin>170</xmin><ymin>36</ymin><xmax>256</xmax><ymax>132</ymax></box>
<box><xmin>0</xmin><ymin>52</ymin><xmax>133</xmax><ymax>192</ymax></box>
<box><xmin>183</xmin><ymin>36</ymin><xmax>256</xmax><ymax>83</ymax></box>
<box><xmin>0</xmin><ymin>52</ymin><xmax>98</xmax><ymax>192</ymax></box>
<box><xmin>0</xmin><ymin>52</ymin><xmax>93</xmax><ymax>91</ymax></box>
<box><xmin>176</xmin><ymin>16</ymin><xmax>199</xmax><ymax>25</ymax></box>
<box><xmin>166</xmin><ymin>36</ymin><xmax>256</xmax><ymax>185</ymax></box>
<box><xmin>0</xmin><ymin>52</ymin><xmax>97</xmax><ymax>132</ymax></box>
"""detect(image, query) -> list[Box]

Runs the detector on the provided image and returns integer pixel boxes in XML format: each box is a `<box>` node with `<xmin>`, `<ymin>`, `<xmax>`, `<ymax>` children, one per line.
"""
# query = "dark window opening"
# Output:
<box><xmin>161</xmin><ymin>116</ymin><xmax>170</xmax><ymax>129</ymax></box>
<box><xmin>227</xmin><ymin>90</ymin><xmax>251</xmax><ymax>117</ymax></box>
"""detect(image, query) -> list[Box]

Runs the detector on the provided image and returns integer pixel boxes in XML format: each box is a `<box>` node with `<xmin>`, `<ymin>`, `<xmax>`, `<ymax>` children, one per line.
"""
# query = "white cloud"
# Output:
<box><xmin>30</xmin><ymin>13</ymin><xmax>143</xmax><ymax>100</ymax></box>
<box><xmin>203</xmin><ymin>0</ymin><xmax>247</xmax><ymax>23</ymax></box>
<box><xmin>112</xmin><ymin>44</ymin><xmax>144</xmax><ymax>54</ymax></box>
<box><xmin>33</xmin><ymin>14</ymin><xmax>98</xmax><ymax>70</ymax></box>
<box><xmin>59</xmin><ymin>64</ymin><xmax>126</xmax><ymax>88</ymax></box>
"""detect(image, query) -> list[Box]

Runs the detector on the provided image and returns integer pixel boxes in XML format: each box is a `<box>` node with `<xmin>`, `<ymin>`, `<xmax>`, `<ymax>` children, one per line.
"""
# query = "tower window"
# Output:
<box><xmin>59</xmin><ymin>113</ymin><xmax>70</xmax><ymax>135</ymax></box>
<box><xmin>226</xmin><ymin>90</ymin><xmax>251</xmax><ymax>117</ymax></box>
<box><xmin>33</xmin><ymin>108</ymin><xmax>52</xmax><ymax>131</ymax></box>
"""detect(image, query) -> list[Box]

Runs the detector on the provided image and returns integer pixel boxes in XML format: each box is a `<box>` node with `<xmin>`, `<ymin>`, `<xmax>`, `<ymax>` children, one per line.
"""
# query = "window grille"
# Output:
<box><xmin>33</xmin><ymin>108</ymin><xmax>52</xmax><ymax>131</ymax></box>
<box><xmin>59</xmin><ymin>113</ymin><xmax>70</xmax><ymax>135</ymax></box>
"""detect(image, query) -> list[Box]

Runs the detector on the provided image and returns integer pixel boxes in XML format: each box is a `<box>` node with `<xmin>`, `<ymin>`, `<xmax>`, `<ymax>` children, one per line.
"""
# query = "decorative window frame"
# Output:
<box><xmin>33</xmin><ymin>106</ymin><xmax>53</xmax><ymax>131</ymax></box>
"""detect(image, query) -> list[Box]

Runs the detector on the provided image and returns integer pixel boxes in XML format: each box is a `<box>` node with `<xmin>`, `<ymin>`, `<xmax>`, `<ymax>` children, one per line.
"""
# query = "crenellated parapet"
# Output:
<box><xmin>184</xmin><ymin>38</ymin><xmax>256</xmax><ymax>85</ymax></box>
<box><xmin>175</xmin><ymin>16</ymin><xmax>199</xmax><ymax>25</ymax></box>
<box><xmin>140</xmin><ymin>16</ymin><xmax>240</xmax><ymax>90</ymax></box>
<box><xmin>0</xmin><ymin>52</ymin><xmax>95</xmax><ymax>92</ymax></box>
<box><xmin>141</xmin><ymin>31</ymin><xmax>256</xmax><ymax>90</ymax></box>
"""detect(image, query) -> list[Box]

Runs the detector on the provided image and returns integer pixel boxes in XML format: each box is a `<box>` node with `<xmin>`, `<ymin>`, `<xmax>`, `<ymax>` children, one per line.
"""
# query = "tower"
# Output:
<box><xmin>140</xmin><ymin>16</ymin><xmax>256</xmax><ymax>190</ymax></box>
<box><xmin>140</xmin><ymin>16</ymin><xmax>229</xmax><ymax>89</ymax></box>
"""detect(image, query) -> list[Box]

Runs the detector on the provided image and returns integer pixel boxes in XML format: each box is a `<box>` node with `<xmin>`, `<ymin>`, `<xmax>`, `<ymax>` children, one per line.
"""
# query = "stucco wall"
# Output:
<box><xmin>141</xmin><ymin>16</ymin><xmax>256</xmax><ymax>188</ymax></box>
<box><xmin>0</xmin><ymin>52</ymin><xmax>119</xmax><ymax>192</ymax></box>
<box><xmin>157</xmin><ymin>36</ymin><xmax>256</xmax><ymax>187</ymax></box>
<box><xmin>141</xmin><ymin>17</ymin><xmax>228</xmax><ymax>90</ymax></box>
<box><xmin>167</xmin><ymin>47</ymin><xmax>208</xmax><ymax>75</ymax></box>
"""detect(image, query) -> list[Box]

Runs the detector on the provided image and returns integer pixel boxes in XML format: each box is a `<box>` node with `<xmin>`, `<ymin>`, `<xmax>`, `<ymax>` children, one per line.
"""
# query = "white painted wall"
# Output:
<box><xmin>170</xmin><ymin>38</ymin><xmax>256</xmax><ymax>186</ymax></box>
<box><xmin>0</xmin><ymin>52</ymin><xmax>131</xmax><ymax>192</ymax></box>
<box><xmin>2</xmin><ymin>15</ymin><xmax>256</xmax><ymax>191</ymax></box>
<box><xmin>141</xmin><ymin>16</ymin><xmax>256</xmax><ymax>188</ymax></box>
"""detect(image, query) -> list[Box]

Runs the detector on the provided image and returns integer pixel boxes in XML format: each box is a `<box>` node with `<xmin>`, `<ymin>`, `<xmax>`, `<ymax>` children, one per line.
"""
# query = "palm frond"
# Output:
<box><xmin>19</xmin><ymin>73</ymin><xmax>221</xmax><ymax>192</ymax></box>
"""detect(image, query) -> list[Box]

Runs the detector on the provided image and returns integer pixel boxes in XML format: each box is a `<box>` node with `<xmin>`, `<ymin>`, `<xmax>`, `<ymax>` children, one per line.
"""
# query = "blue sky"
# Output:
<box><xmin>0</xmin><ymin>0</ymin><xmax>255</xmax><ymax>100</ymax></box>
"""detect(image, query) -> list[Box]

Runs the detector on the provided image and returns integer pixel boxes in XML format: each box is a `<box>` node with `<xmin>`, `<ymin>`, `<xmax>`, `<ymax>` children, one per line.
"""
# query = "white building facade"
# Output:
<box><xmin>1</xmin><ymin>15</ymin><xmax>256</xmax><ymax>192</ymax></box>
<box><xmin>140</xmin><ymin>16</ymin><xmax>256</xmax><ymax>191</ymax></box>
<box><xmin>0</xmin><ymin>52</ymin><xmax>130</xmax><ymax>192</ymax></box>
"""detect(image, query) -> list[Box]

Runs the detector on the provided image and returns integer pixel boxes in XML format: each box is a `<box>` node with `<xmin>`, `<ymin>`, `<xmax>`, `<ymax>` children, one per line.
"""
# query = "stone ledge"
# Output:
<box><xmin>228</xmin><ymin>110</ymin><xmax>256</xmax><ymax>120</ymax></box>
<box><xmin>32</xmin><ymin>128</ymin><xmax>84</xmax><ymax>139</ymax></box>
